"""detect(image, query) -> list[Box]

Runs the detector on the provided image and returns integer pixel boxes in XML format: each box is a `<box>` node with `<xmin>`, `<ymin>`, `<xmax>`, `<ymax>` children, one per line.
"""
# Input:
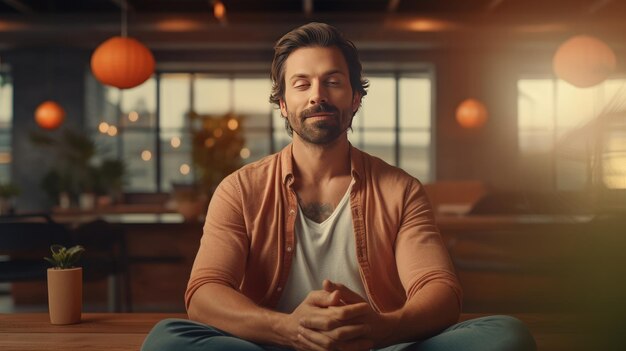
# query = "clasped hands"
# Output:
<box><xmin>285</xmin><ymin>279</ymin><xmax>394</xmax><ymax>351</ymax></box>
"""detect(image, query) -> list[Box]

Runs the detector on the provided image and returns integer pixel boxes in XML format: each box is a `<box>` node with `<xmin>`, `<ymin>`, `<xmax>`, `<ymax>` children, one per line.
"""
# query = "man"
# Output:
<box><xmin>142</xmin><ymin>22</ymin><xmax>536</xmax><ymax>351</ymax></box>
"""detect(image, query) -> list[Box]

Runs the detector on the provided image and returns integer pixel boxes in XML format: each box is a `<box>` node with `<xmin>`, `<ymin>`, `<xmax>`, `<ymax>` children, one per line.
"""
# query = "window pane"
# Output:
<box><xmin>0</xmin><ymin>72</ymin><xmax>12</xmax><ymax>183</ymax></box>
<box><xmin>400</xmin><ymin>131</ymin><xmax>431</xmax><ymax>182</ymax></box>
<box><xmin>161</xmin><ymin>129</ymin><xmax>193</xmax><ymax>191</ymax></box>
<box><xmin>518</xmin><ymin>79</ymin><xmax>555</xmax><ymax>153</ymax></box>
<box><xmin>241</xmin><ymin>131</ymin><xmax>271</xmax><ymax>163</ymax></box>
<box><xmin>355</xmin><ymin>131</ymin><xmax>395</xmax><ymax>166</ymax></box>
<box><xmin>399</xmin><ymin>76</ymin><xmax>431</xmax><ymax>129</ymax></box>
<box><xmin>120</xmin><ymin>78</ymin><xmax>157</xmax><ymax>128</ymax></box>
<box><xmin>272</xmin><ymin>109</ymin><xmax>291</xmax><ymax>151</ymax></box>
<box><xmin>233</xmin><ymin>78</ymin><xmax>272</xmax><ymax>116</ymax></box>
<box><xmin>194</xmin><ymin>76</ymin><xmax>230</xmax><ymax>115</ymax></box>
<box><xmin>122</xmin><ymin>131</ymin><xmax>157</xmax><ymax>192</ymax></box>
<box><xmin>359</xmin><ymin>76</ymin><xmax>395</xmax><ymax>129</ymax></box>
<box><xmin>161</xmin><ymin>74</ymin><xmax>191</xmax><ymax>129</ymax></box>
<box><xmin>556</xmin><ymin>80</ymin><xmax>604</xmax><ymax>135</ymax></box>
<box><xmin>603</xmin><ymin>124</ymin><xmax>626</xmax><ymax>189</ymax></box>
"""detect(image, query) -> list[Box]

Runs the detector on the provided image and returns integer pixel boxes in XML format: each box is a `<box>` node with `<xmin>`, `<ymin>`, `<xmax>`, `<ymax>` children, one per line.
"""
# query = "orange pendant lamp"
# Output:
<box><xmin>90</xmin><ymin>2</ymin><xmax>155</xmax><ymax>89</ymax></box>
<box><xmin>35</xmin><ymin>100</ymin><xmax>65</xmax><ymax>130</ymax></box>
<box><xmin>456</xmin><ymin>98</ymin><xmax>488</xmax><ymax>129</ymax></box>
<box><xmin>91</xmin><ymin>36</ymin><xmax>155</xmax><ymax>89</ymax></box>
<box><xmin>553</xmin><ymin>35</ymin><xmax>616</xmax><ymax>88</ymax></box>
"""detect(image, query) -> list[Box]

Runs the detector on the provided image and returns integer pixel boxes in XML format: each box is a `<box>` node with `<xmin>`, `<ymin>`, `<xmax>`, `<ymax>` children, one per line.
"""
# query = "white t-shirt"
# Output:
<box><xmin>275</xmin><ymin>183</ymin><xmax>369</xmax><ymax>313</ymax></box>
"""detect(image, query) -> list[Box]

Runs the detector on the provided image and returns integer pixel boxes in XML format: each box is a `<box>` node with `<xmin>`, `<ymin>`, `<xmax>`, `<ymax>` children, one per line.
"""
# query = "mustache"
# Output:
<box><xmin>300</xmin><ymin>103</ymin><xmax>339</xmax><ymax>119</ymax></box>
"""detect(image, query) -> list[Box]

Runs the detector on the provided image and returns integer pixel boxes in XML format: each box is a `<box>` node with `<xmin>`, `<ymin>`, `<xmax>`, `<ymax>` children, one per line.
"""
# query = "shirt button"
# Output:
<box><xmin>286</xmin><ymin>246</ymin><xmax>292</xmax><ymax>252</ymax></box>
<box><xmin>289</xmin><ymin>209</ymin><xmax>295</xmax><ymax>215</ymax></box>
<box><xmin>277</xmin><ymin>286</ymin><xmax>282</xmax><ymax>292</ymax></box>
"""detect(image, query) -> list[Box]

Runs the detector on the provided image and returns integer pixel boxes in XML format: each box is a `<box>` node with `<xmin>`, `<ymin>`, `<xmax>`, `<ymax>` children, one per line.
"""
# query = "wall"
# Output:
<box><xmin>7</xmin><ymin>48</ymin><xmax>89</xmax><ymax>211</ymax></box>
<box><xmin>5</xmin><ymin>38</ymin><xmax>624</xmax><ymax>211</ymax></box>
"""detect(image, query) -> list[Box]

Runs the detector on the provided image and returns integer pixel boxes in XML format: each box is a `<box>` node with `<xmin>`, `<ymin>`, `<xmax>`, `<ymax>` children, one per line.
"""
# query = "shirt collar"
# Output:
<box><xmin>280</xmin><ymin>142</ymin><xmax>363</xmax><ymax>186</ymax></box>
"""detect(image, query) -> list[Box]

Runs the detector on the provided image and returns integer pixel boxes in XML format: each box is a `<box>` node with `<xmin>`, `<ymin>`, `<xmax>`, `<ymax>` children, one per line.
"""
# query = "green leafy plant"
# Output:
<box><xmin>31</xmin><ymin>129</ymin><xmax>126</xmax><ymax>204</ymax></box>
<box><xmin>44</xmin><ymin>244</ymin><xmax>85</xmax><ymax>269</ymax></box>
<box><xmin>0</xmin><ymin>182</ymin><xmax>20</xmax><ymax>199</ymax></box>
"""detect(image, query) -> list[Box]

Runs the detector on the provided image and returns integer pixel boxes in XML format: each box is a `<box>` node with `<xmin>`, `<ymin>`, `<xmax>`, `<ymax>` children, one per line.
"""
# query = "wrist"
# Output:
<box><xmin>269</xmin><ymin>311</ymin><xmax>298</xmax><ymax>348</ymax></box>
<box><xmin>376</xmin><ymin>311</ymin><xmax>403</xmax><ymax>347</ymax></box>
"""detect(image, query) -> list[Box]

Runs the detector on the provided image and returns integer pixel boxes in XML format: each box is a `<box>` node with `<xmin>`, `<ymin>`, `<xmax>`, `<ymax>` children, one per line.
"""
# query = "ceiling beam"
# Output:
<box><xmin>387</xmin><ymin>0</ymin><xmax>401</xmax><ymax>13</ymax></box>
<box><xmin>110</xmin><ymin>0</ymin><xmax>133</xmax><ymax>12</ymax></box>
<box><xmin>3</xmin><ymin>0</ymin><xmax>34</xmax><ymax>14</ymax></box>
<box><xmin>588</xmin><ymin>0</ymin><xmax>612</xmax><ymax>14</ymax></box>
<box><xmin>485</xmin><ymin>0</ymin><xmax>506</xmax><ymax>12</ymax></box>
<box><xmin>303</xmin><ymin>0</ymin><xmax>313</xmax><ymax>16</ymax></box>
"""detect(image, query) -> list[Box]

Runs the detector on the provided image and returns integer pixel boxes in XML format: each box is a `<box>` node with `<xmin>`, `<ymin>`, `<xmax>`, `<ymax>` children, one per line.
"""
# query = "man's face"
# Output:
<box><xmin>279</xmin><ymin>46</ymin><xmax>361</xmax><ymax>145</ymax></box>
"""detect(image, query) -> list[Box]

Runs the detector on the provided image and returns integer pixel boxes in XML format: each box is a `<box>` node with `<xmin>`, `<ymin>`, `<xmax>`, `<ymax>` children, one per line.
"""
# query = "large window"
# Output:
<box><xmin>518</xmin><ymin>78</ymin><xmax>626</xmax><ymax>190</ymax></box>
<box><xmin>87</xmin><ymin>71</ymin><xmax>434</xmax><ymax>193</ymax></box>
<box><xmin>0</xmin><ymin>70</ymin><xmax>12</xmax><ymax>184</ymax></box>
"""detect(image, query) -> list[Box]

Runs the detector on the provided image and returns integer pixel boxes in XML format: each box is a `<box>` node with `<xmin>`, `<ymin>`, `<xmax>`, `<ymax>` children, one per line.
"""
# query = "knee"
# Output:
<box><xmin>490</xmin><ymin>315</ymin><xmax>537</xmax><ymax>351</ymax></box>
<box><xmin>141</xmin><ymin>318</ymin><xmax>198</xmax><ymax>351</ymax></box>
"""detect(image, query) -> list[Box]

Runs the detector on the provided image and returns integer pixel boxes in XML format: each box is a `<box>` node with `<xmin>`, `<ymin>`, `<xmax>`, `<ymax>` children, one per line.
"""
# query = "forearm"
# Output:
<box><xmin>187</xmin><ymin>283</ymin><xmax>292</xmax><ymax>347</ymax></box>
<box><xmin>379</xmin><ymin>282</ymin><xmax>460</xmax><ymax>347</ymax></box>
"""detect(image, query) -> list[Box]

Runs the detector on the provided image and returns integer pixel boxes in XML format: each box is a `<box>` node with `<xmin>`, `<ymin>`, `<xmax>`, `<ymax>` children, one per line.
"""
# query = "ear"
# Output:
<box><xmin>279</xmin><ymin>99</ymin><xmax>288</xmax><ymax>118</ymax></box>
<box><xmin>351</xmin><ymin>91</ymin><xmax>362</xmax><ymax>113</ymax></box>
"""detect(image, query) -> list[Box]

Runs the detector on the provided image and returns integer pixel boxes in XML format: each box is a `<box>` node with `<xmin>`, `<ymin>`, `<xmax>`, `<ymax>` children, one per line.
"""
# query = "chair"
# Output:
<box><xmin>0</xmin><ymin>214</ymin><xmax>131</xmax><ymax>312</ymax></box>
<box><xmin>423</xmin><ymin>181</ymin><xmax>488</xmax><ymax>216</ymax></box>
<box><xmin>0</xmin><ymin>214</ymin><xmax>72</xmax><ymax>282</ymax></box>
<box><xmin>71</xmin><ymin>219</ymin><xmax>132</xmax><ymax>312</ymax></box>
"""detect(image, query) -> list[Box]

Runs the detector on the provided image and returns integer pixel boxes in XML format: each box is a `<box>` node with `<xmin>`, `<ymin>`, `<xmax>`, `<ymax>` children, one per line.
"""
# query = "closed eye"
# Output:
<box><xmin>293</xmin><ymin>80</ymin><xmax>310</xmax><ymax>89</ymax></box>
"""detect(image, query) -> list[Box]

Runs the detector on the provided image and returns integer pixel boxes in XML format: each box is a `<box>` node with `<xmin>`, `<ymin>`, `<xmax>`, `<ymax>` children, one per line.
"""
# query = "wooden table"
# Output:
<box><xmin>0</xmin><ymin>313</ymin><xmax>186</xmax><ymax>351</ymax></box>
<box><xmin>0</xmin><ymin>312</ymin><xmax>590</xmax><ymax>351</ymax></box>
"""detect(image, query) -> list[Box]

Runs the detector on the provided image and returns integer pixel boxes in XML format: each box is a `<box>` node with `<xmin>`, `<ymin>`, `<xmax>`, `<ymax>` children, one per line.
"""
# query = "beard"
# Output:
<box><xmin>286</xmin><ymin>102</ymin><xmax>353</xmax><ymax>145</ymax></box>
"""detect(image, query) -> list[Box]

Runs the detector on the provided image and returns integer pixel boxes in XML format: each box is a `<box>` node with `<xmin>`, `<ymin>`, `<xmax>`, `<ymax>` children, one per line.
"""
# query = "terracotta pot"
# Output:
<box><xmin>47</xmin><ymin>267</ymin><xmax>82</xmax><ymax>325</ymax></box>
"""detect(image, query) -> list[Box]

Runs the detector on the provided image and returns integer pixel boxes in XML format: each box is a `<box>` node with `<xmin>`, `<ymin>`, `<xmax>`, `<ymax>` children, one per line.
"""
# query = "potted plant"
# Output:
<box><xmin>44</xmin><ymin>244</ymin><xmax>85</xmax><ymax>325</ymax></box>
<box><xmin>32</xmin><ymin>129</ymin><xmax>125</xmax><ymax>210</ymax></box>
<box><xmin>0</xmin><ymin>182</ymin><xmax>20</xmax><ymax>215</ymax></box>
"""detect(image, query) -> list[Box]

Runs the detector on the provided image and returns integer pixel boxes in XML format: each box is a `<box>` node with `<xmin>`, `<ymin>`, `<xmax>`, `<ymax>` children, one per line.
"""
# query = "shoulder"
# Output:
<box><xmin>355</xmin><ymin>148</ymin><xmax>421</xmax><ymax>189</ymax></box>
<box><xmin>218</xmin><ymin>149</ymin><xmax>285</xmax><ymax>195</ymax></box>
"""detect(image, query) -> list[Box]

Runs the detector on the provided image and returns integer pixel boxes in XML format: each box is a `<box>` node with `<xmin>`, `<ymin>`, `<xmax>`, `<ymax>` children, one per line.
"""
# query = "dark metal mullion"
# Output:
<box><xmin>155</xmin><ymin>73</ymin><xmax>162</xmax><ymax>193</ymax></box>
<box><xmin>394</xmin><ymin>72</ymin><xmax>400</xmax><ymax>167</ymax></box>
<box><xmin>551</xmin><ymin>78</ymin><xmax>558</xmax><ymax>190</ymax></box>
<box><xmin>117</xmin><ymin>91</ymin><xmax>123</xmax><ymax>161</ymax></box>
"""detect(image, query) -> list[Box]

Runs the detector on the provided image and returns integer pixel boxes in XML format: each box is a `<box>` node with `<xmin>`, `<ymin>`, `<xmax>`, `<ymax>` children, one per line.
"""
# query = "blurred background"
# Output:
<box><xmin>0</xmin><ymin>1</ymin><xmax>624</xmax><ymax>348</ymax></box>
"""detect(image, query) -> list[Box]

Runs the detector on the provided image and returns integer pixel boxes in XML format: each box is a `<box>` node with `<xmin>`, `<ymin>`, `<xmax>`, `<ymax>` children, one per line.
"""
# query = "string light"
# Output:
<box><xmin>240</xmin><ymin>147</ymin><xmax>251</xmax><ymax>159</ymax></box>
<box><xmin>128</xmin><ymin>111</ymin><xmax>139</xmax><ymax>122</ymax></box>
<box><xmin>98</xmin><ymin>122</ymin><xmax>110</xmax><ymax>133</ymax></box>
<box><xmin>107</xmin><ymin>125</ymin><xmax>118</xmax><ymax>136</ymax></box>
<box><xmin>180</xmin><ymin>163</ymin><xmax>190</xmax><ymax>175</ymax></box>
<box><xmin>141</xmin><ymin>150</ymin><xmax>152</xmax><ymax>161</ymax></box>
<box><xmin>227</xmin><ymin>118</ymin><xmax>239</xmax><ymax>131</ymax></box>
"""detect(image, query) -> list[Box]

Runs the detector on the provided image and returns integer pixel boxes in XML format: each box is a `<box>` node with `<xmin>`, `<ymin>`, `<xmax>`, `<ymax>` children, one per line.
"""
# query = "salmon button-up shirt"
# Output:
<box><xmin>186</xmin><ymin>144</ymin><xmax>462</xmax><ymax>313</ymax></box>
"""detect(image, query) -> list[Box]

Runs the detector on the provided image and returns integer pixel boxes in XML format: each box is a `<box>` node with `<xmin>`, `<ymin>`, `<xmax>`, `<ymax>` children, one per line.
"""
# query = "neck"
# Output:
<box><xmin>291</xmin><ymin>135</ymin><xmax>351</xmax><ymax>183</ymax></box>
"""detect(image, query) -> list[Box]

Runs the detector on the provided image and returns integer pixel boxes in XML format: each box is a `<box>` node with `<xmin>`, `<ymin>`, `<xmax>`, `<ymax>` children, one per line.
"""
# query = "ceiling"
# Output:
<box><xmin>0</xmin><ymin>0</ymin><xmax>624</xmax><ymax>52</ymax></box>
<box><xmin>0</xmin><ymin>0</ymin><xmax>625</xmax><ymax>17</ymax></box>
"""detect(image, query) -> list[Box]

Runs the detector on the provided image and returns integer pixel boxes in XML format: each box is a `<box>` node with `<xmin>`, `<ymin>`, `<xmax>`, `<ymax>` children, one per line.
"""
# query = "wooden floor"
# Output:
<box><xmin>0</xmin><ymin>312</ymin><xmax>590</xmax><ymax>351</ymax></box>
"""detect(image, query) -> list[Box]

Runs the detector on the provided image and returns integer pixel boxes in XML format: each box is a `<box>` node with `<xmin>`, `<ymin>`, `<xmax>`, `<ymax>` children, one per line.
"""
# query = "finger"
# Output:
<box><xmin>324</xmin><ymin>280</ymin><xmax>366</xmax><ymax>305</ymax></box>
<box><xmin>304</xmin><ymin>289</ymin><xmax>341</xmax><ymax>308</ymax></box>
<box><xmin>297</xmin><ymin>329</ymin><xmax>329</xmax><ymax>351</ymax></box>
<box><xmin>323</xmin><ymin>323</ymin><xmax>371</xmax><ymax>342</ymax></box>
<box><xmin>299</xmin><ymin>326</ymin><xmax>348</xmax><ymax>351</ymax></box>
<box><xmin>300</xmin><ymin>325</ymin><xmax>374</xmax><ymax>351</ymax></box>
<box><xmin>299</xmin><ymin>303</ymin><xmax>370</xmax><ymax>331</ymax></box>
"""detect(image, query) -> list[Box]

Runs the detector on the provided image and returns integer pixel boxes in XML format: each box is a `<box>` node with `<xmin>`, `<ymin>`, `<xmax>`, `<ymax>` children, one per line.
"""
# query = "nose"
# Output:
<box><xmin>308</xmin><ymin>81</ymin><xmax>328</xmax><ymax>106</ymax></box>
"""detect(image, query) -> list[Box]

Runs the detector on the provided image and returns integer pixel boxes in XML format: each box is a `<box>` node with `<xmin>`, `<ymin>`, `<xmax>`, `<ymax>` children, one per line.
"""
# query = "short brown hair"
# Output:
<box><xmin>269</xmin><ymin>22</ymin><xmax>369</xmax><ymax>108</ymax></box>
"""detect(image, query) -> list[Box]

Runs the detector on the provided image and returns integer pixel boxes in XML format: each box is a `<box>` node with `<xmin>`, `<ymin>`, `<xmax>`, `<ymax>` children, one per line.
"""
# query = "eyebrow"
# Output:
<box><xmin>289</xmin><ymin>70</ymin><xmax>346</xmax><ymax>83</ymax></box>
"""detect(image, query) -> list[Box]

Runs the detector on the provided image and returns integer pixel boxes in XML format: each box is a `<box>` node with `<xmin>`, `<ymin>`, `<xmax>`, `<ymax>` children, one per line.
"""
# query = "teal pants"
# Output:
<box><xmin>141</xmin><ymin>315</ymin><xmax>536</xmax><ymax>351</ymax></box>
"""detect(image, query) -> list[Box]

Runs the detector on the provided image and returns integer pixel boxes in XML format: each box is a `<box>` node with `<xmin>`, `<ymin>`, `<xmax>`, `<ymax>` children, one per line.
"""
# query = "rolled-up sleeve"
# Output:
<box><xmin>395</xmin><ymin>179</ymin><xmax>463</xmax><ymax>310</ymax></box>
<box><xmin>185</xmin><ymin>174</ymin><xmax>249</xmax><ymax>310</ymax></box>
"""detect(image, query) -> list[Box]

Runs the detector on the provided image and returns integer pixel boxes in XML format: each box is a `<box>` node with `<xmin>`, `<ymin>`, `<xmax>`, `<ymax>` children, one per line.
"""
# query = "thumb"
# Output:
<box><xmin>323</xmin><ymin>279</ymin><xmax>366</xmax><ymax>304</ymax></box>
<box><xmin>305</xmin><ymin>289</ymin><xmax>342</xmax><ymax>307</ymax></box>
